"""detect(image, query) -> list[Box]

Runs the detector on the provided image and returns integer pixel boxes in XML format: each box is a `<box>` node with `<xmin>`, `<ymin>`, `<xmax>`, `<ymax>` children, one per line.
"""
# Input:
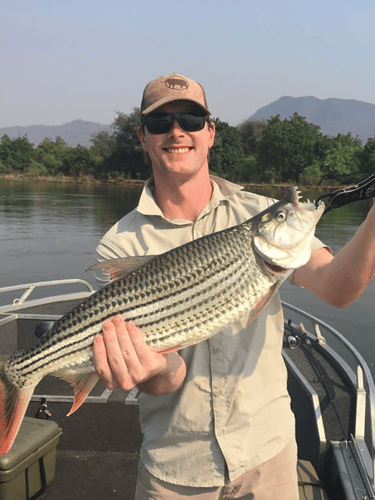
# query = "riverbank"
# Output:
<box><xmin>0</xmin><ymin>173</ymin><xmax>345</xmax><ymax>190</ymax></box>
<box><xmin>0</xmin><ymin>173</ymin><xmax>145</xmax><ymax>186</ymax></box>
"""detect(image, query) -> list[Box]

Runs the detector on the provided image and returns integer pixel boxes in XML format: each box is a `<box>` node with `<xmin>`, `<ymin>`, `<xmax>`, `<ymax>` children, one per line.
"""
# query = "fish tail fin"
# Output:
<box><xmin>0</xmin><ymin>358</ymin><xmax>35</xmax><ymax>455</ymax></box>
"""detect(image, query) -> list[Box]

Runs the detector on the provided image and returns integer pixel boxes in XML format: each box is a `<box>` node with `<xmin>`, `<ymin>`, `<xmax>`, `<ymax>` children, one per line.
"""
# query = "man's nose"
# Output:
<box><xmin>168</xmin><ymin>119</ymin><xmax>185</xmax><ymax>135</ymax></box>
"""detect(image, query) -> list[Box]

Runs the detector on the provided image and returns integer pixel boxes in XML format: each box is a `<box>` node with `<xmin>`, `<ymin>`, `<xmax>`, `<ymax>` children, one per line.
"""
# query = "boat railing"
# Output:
<box><xmin>282</xmin><ymin>300</ymin><xmax>375</xmax><ymax>486</ymax></box>
<box><xmin>0</xmin><ymin>279</ymin><xmax>96</xmax><ymax>313</ymax></box>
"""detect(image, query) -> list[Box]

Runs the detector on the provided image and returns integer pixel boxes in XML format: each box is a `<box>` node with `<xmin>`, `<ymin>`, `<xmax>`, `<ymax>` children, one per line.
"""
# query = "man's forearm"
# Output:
<box><xmin>294</xmin><ymin>203</ymin><xmax>375</xmax><ymax>308</ymax></box>
<box><xmin>322</xmin><ymin>207</ymin><xmax>375</xmax><ymax>307</ymax></box>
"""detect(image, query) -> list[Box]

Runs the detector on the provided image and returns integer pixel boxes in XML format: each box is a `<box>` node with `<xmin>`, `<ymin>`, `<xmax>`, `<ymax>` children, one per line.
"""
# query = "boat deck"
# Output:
<box><xmin>26</xmin><ymin>386</ymin><xmax>142</xmax><ymax>500</ymax></box>
<box><xmin>39</xmin><ymin>449</ymin><xmax>138</xmax><ymax>500</ymax></box>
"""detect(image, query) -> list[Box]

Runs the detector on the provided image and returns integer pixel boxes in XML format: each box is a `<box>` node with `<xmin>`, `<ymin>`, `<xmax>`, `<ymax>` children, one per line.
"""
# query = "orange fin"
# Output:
<box><xmin>156</xmin><ymin>345</ymin><xmax>183</xmax><ymax>354</ymax></box>
<box><xmin>247</xmin><ymin>283</ymin><xmax>279</xmax><ymax>325</ymax></box>
<box><xmin>0</xmin><ymin>358</ymin><xmax>36</xmax><ymax>455</ymax></box>
<box><xmin>53</xmin><ymin>367</ymin><xmax>99</xmax><ymax>417</ymax></box>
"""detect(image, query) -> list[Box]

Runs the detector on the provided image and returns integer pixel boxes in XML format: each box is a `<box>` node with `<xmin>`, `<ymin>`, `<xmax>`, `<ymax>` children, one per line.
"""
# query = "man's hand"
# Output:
<box><xmin>93</xmin><ymin>315</ymin><xmax>186</xmax><ymax>395</ymax></box>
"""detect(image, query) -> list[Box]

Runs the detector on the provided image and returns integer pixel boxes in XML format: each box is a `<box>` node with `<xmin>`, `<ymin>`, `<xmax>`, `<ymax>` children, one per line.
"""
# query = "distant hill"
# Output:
<box><xmin>0</xmin><ymin>119</ymin><xmax>111</xmax><ymax>147</ymax></box>
<box><xmin>250</xmin><ymin>96</ymin><xmax>375</xmax><ymax>143</ymax></box>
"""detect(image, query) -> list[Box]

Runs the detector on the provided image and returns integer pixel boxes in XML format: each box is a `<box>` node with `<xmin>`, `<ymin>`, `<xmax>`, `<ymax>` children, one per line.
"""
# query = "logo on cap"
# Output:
<box><xmin>164</xmin><ymin>76</ymin><xmax>189</xmax><ymax>90</ymax></box>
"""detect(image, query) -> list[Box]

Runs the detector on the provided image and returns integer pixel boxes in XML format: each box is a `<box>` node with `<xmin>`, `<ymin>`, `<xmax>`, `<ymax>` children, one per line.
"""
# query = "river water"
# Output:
<box><xmin>1</xmin><ymin>179</ymin><xmax>375</xmax><ymax>375</ymax></box>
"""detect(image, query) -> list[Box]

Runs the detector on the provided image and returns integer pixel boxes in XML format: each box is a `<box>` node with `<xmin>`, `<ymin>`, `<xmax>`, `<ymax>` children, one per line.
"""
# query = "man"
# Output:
<box><xmin>92</xmin><ymin>73</ymin><xmax>375</xmax><ymax>499</ymax></box>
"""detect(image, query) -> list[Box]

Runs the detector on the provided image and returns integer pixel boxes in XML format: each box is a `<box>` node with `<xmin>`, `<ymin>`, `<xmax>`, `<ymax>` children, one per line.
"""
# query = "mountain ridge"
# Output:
<box><xmin>0</xmin><ymin>119</ymin><xmax>111</xmax><ymax>148</ymax></box>
<box><xmin>249</xmin><ymin>96</ymin><xmax>375</xmax><ymax>142</ymax></box>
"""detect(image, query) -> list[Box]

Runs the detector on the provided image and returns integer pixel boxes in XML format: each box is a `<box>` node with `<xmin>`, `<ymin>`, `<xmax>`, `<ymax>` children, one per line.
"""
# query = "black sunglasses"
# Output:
<box><xmin>141</xmin><ymin>111</ymin><xmax>208</xmax><ymax>135</ymax></box>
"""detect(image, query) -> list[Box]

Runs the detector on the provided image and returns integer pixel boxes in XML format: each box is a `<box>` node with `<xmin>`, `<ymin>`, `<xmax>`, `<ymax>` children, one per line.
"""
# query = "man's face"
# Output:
<box><xmin>138</xmin><ymin>100</ymin><xmax>215</xmax><ymax>181</ymax></box>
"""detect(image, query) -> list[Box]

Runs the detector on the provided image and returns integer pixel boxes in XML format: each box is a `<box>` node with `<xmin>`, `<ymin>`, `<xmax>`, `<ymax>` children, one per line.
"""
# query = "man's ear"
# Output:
<box><xmin>137</xmin><ymin>127</ymin><xmax>147</xmax><ymax>151</ymax></box>
<box><xmin>208</xmin><ymin>121</ymin><xmax>216</xmax><ymax>149</ymax></box>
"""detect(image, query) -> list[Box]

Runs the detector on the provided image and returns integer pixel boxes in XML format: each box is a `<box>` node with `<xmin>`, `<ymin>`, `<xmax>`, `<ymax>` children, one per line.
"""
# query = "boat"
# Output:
<box><xmin>0</xmin><ymin>280</ymin><xmax>374</xmax><ymax>500</ymax></box>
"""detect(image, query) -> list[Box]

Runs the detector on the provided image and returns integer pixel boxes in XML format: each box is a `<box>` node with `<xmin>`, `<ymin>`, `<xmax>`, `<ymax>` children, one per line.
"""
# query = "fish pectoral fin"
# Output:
<box><xmin>52</xmin><ymin>367</ymin><xmax>99</xmax><ymax>417</ymax></box>
<box><xmin>0</xmin><ymin>358</ymin><xmax>36</xmax><ymax>455</ymax></box>
<box><xmin>87</xmin><ymin>255</ymin><xmax>157</xmax><ymax>280</ymax></box>
<box><xmin>155</xmin><ymin>344</ymin><xmax>183</xmax><ymax>354</ymax></box>
<box><xmin>247</xmin><ymin>283</ymin><xmax>279</xmax><ymax>326</ymax></box>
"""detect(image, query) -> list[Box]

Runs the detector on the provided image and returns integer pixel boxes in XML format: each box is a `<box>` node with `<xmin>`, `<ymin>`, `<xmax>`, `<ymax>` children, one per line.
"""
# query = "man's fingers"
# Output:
<box><xmin>126</xmin><ymin>321</ymin><xmax>168</xmax><ymax>375</ymax></box>
<box><xmin>101</xmin><ymin>318</ymin><xmax>132</xmax><ymax>386</ymax></box>
<box><xmin>125</xmin><ymin>322</ymin><xmax>152</xmax><ymax>361</ymax></box>
<box><xmin>93</xmin><ymin>315</ymin><xmax>168</xmax><ymax>391</ymax></box>
<box><xmin>92</xmin><ymin>332</ymin><xmax>117</xmax><ymax>389</ymax></box>
<box><xmin>112</xmin><ymin>316</ymin><xmax>140</xmax><ymax>364</ymax></box>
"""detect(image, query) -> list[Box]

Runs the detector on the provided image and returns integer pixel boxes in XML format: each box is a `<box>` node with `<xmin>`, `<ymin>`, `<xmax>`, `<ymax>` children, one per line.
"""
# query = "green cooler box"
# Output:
<box><xmin>0</xmin><ymin>417</ymin><xmax>62</xmax><ymax>500</ymax></box>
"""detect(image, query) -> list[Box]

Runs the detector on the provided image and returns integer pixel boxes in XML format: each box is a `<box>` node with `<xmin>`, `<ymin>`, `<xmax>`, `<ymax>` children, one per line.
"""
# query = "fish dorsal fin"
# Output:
<box><xmin>87</xmin><ymin>255</ymin><xmax>157</xmax><ymax>280</ymax></box>
<box><xmin>52</xmin><ymin>367</ymin><xmax>99</xmax><ymax>417</ymax></box>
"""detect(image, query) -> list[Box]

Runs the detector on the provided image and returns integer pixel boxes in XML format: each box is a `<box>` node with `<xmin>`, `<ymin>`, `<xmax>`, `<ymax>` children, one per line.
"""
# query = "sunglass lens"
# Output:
<box><xmin>179</xmin><ymin>114</ymin><xmax>206</xmax><ymax>132</ymax></box>
<box><xmin>145</xmin><ymin>115</ymin><xmax>172</xmax><ymax>134</ymax></box>
<box><xmin>144</xmin><ymin>112</ymin><xmax>207</xmax><ymax>134</ymax></box>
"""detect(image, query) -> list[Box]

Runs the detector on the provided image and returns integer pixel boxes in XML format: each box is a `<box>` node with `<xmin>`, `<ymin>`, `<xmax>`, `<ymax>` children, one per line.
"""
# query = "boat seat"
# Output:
<box><xmin>297</xmin><ymin>460</ymin><xmax>329</xmax><ymax>500</ymax></box>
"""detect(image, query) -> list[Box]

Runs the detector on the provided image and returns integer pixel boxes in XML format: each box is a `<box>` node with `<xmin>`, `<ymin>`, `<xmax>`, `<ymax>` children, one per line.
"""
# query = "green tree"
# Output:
<box><xmin>102</xmin><ymin>108</ymin><xmax>149</xmax><ymax>179</ymax></box>
<box><xmin>238</xmin><ymin>119</ymin><xmax>266</xmax><ymax>156</ymax></box>
<box><xmin>0</xmin><ymin>135</ymin><xmax>34</xmax><ymax>172</ymax></box>
<box><xmin>60</xmin><ymin>145</ymin><xmax>98</xmax><ymax>177</ymax></box>
<box><xmin>256</xmin><ymin>113</ymin><xmax>323</xmax><ymax>183</ymax></box>
<box><xmin>321</xmin><ymin>133</ymin><xmax>362</xmax><ymax>182</ymax></box>
<box><xmin>359</xmin><ymin>136</ymin><xmax>375</xmax><ymax>174</ymax></box>
<box><xmin>90</xmin><ymin>130</ymin><xmax>116</xmax><ymax>158</ymax></box>
<box><xmin>34</xmin><ymin>137</ymin><xmax>68</xmax><ymax>175</ymax></box>
<box><xmin>299</xmin><ymin>160</ymin><xmax>324</xmax><ymax>187</ymax></box>
<box><xmin>209</xmin><ymin>119</ymin><xmax>247</xmax><ymax>179</ymax></box>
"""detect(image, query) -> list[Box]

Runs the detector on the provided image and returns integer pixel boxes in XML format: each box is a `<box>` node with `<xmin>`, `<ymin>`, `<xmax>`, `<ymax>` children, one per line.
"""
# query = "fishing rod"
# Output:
<box><xmin>315</xmin><ymin>173</ymin><xmax>375</xmax><ymax>214</ymax></box>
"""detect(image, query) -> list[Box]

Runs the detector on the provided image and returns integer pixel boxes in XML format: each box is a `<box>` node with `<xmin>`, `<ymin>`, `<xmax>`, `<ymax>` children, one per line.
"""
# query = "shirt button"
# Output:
<box><xmin>212</xmin><ymin>347</ymin><xmax>220</xmax><ymax>354</ymax></box>
<box><xmin>223</xmin><ymin>485</ymin><xmax>241</xmax><ymax>498</ymax></box>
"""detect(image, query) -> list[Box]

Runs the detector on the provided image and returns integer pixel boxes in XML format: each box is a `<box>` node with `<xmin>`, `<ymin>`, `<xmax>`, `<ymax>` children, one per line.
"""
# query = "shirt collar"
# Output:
<box><xmin>137</xmin><ymin>176</ymin><xmax>244</xmax><ymax>221</ymax></box>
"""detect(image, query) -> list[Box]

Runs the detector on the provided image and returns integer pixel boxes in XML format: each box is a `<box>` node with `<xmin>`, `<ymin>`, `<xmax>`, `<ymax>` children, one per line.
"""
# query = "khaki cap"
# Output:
<box><xmin>141</xmin><ymin>73</ymin><xmax>210</xmax><ymax>115</ymax></box>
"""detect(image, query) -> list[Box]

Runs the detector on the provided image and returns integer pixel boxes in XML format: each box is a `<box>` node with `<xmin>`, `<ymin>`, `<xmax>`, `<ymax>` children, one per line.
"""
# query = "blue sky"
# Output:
<box><xmin>1</xmin><ymin>0</ymin><xmax>375</xmax><ymax>128</ymax></box>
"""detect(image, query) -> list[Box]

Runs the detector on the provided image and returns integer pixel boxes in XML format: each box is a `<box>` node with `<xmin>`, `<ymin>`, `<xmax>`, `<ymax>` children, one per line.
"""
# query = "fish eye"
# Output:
<box><xmin>275</xmin><ymin>210</ymin><xmax>286</xmax><ymax>222</ymax></box>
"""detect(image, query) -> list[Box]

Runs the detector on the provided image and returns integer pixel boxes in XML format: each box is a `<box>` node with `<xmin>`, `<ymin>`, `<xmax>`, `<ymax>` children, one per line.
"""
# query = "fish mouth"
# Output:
<box><xmin>263</xmin><ymin>260</ymin><xmax>287</xmax><ymax>275</ymax></box>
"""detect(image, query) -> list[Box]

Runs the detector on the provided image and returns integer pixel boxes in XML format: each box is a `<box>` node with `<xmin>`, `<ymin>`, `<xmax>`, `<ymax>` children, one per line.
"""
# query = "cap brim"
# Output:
<box><xmin>142</xmin><ymin>96</ymin><xmax>210</xmax><ymax>115</ymax></box>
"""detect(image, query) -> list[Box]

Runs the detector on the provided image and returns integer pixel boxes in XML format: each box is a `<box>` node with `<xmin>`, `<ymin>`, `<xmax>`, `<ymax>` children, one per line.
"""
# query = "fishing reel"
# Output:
<box><xmin>284</xmin><ymin>320</ymin><xmax>302</xmax><ymax>349</ymax></box>
<box><xmin>286</xmin><ymin>334</ymin><xmax>301</xmax><ymax>350</ymax></box>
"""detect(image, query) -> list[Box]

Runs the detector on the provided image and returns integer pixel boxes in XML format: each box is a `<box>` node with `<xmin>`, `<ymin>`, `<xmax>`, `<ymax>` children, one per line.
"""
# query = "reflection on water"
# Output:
<box><xmin>0</xmin><ymin>180</ymin><xmax>143</xmax><ymax>288</ymax></box>
<box><xmin>1</xmin><ymin>180</ymin><xmax>375</xmax><ymax>376</ymax></box>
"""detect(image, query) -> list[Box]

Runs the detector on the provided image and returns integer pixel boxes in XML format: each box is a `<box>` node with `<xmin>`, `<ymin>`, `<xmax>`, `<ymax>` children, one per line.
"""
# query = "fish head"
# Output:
<box><xmin>252</xmin><ymin>187</ymin><xmax>325</xmax><ymax>276</ymax></box>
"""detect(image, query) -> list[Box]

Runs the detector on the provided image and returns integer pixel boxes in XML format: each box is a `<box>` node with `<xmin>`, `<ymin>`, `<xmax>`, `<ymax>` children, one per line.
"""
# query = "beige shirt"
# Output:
<box><xmin>95</xmin><ymin>176</ymin><xmax>325</xmax><ymax>487</ymax></box>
